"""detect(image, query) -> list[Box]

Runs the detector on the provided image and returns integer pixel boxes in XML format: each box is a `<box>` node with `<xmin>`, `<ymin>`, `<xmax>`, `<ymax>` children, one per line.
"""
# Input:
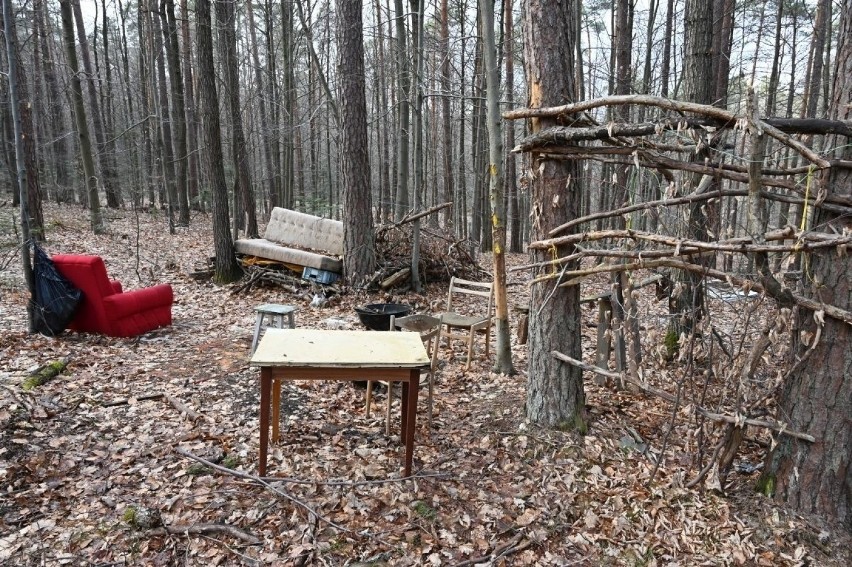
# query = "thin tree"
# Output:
<box><xmin>409</xmin><ymin>0</ymin><xmax>425</xmax><ymax>292</ymax></box>
<box><xmin>196</xmin><ymin>0</ymin><xmax>242</xmax><ymax>283</ymax></box>
<box><xmin>481</xmin><ymin>0</ymin><xmax>513</xmax><ymax>374</ymax></box>
<box><xmin>392</xmin><ymin>0</ymin><xmax>411</xmax><ymax>221</ymax></box>
<box><xmin>2</xmin><ymin>0</ymin><xmax>35</xmax><ymax>330</ymax></box>
<box><xmin>60</xmin><ymin>0</ymin><xmax>103</xmax><ymax>234</ymax></box>
<box><xmin>216</xmin><ymin>0</ymin><xmax>258</xmax><ymax>238</ymax></box>
<box><xmin>162</xmin><ymin>0</ymin><xmax>190</xmax><ymax>225</ymax></box>
<box><xmin>522</xmin><ymin>0</ymin><xmax>585</xmax><ymax>428</ymax></box>
<box><xmin>72</xmin><ymin>0</ymin><xmax>119</xmax><ymax>208</ymax></box>
<box><xmin>439</xmin><ymin>0</ymin><xmax>453</xmax><ymax>230</ymax></box>
<box><xmin>337</xmin><ymin>0</ymin><xmax>376</xmax><ymax>282</ymax></box>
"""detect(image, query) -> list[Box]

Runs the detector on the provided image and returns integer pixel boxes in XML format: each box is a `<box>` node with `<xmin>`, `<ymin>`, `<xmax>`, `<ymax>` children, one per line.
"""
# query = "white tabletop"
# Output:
<box><xmin>249</xmin><ymin>328</ymin><xmax>430</xmax><ymax>368</ymax></box>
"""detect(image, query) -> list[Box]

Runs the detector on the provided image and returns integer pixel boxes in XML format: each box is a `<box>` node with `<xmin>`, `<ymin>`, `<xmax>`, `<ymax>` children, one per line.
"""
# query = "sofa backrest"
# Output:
<box><xmin>52</xmin><ymin>255</ymin><xmax>117</xmax><ymax>333</ymax></box>
<box><xmin>263</xmin><ymin>207</ymin><xmax>344</xmax><ymax>256</ymax></box>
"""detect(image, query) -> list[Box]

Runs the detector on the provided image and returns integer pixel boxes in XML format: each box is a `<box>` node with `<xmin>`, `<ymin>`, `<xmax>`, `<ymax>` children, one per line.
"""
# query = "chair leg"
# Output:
<box><xmin>427</xmin><ymin>369</ymin><xmax>434</xmax><ymax>430</ymax></box>
<box><xmin>365</xmin><ymin>381</ymin><xmax>374</xmax><ymax>417</ymax></box>
<box><xmin>250</xmin><ymin>313</ymin><xmax>264</xmax><ymax>354</ymax></box>
<box><xmin>385</xmin><ymin>382</ymin><xmax>393</xmax><ymax>436</ymax></box>
<box><xmin>465</xmin><ymin>330</ymin><xmax>475</xmax><ymax>370</ymax></box>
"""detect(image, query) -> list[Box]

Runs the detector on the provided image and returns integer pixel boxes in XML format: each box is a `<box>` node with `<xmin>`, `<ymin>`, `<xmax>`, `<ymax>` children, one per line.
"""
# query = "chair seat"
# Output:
<box><xmin>441</xmin><ymin>312</ymin><xmax>488</xmax><ymax>328</ymax></box>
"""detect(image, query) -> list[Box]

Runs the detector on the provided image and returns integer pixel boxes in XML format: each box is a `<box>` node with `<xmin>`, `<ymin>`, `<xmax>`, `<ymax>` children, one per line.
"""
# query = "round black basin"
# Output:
<box><xmin>354</xmin><ymin>303</ymin><xmax>412</xmax><ymax>331</ymax></box>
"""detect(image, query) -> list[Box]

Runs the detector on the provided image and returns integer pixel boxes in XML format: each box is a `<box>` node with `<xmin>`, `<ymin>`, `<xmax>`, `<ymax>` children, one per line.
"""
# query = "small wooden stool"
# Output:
<box><xmin>251</xmin><ymin>304</ymin><xmax>297</xmax><ymax>354</ymax></box>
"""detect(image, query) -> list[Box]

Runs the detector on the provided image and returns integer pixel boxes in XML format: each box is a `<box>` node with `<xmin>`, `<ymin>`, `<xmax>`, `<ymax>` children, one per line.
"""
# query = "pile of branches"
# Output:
<box><xmin>369</xmin><ymin>203</ymin><xmax>487</xmax><ymax>290</ymax></box>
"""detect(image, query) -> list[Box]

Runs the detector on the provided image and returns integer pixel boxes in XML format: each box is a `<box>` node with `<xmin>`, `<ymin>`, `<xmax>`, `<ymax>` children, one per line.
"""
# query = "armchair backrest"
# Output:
<box><xmin>52</xmin><ymin>255</ymin><xmax>119</xmax><ymax>333</ymax></box>
<box><xmin>446</xmin><ymin>277</ymin><xmax>494</xmax><ymax>320</ymax></box>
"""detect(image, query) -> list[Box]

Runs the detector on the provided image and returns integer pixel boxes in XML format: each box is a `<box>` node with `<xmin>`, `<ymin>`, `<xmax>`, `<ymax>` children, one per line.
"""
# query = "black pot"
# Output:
<box><xmin>354</xmin><ymin>303</ymin><xmax>412</xmax><ymax>331</ymax></box>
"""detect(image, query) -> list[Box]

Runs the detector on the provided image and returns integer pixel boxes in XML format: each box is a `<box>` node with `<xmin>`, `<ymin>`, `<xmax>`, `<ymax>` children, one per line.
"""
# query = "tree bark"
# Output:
<box><xmin>72</xmin><ymin>0</ymin><xmax>119</xmax><ymax>208</ymax></box>
<box><xmin>522</xmin><ymin>0</ymin><xmax>584</xmax><ymax>428</ymax></box>
<box><xmin>337</xmin><ymin>0</ymin><xmax>376</xmax><ymax>283</ymax></box>
<box><xmin>162</xmin><ymin>0</ymin><xmax>190</xmax><ymax>225</ymax></box>
<box><xmin>480</xmin><ymin>0</ymin><xmax>513</xmax><ymax>375</ymax></box>
<box><xmin>216</xmin><ymin>0</ymin><xmax>258</xmax><ymax>238</ymax></box>
<box><xmin>505</xmin><ymin>0</ymin><xmax>521</xmax><ymax>252</ymax></box>
<box><xmin>195</xmin><ymin>0</ymin><xmax>242</xmax><ymax>284</ymax></box>
<box><xmin>761</xmin><ymin>0</ymin><xmax>852</xmax><ymax>529</ymax></box>
<box><xmin>60</xmin><ymin>0</ymin><xmax>103</xmax><ymax>233</ymax></box>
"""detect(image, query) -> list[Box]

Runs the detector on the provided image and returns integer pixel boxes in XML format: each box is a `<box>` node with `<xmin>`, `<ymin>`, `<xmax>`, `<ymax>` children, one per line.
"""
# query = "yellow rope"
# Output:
<box><xmin>799</xmin><ymin>165</ymin><xmax>814</xmax><ymax>233</ymax></box>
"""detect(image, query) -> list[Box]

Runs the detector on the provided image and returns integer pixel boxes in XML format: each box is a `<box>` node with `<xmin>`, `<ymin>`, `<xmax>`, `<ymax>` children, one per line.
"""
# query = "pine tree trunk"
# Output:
<box><xmin>150</xmin><ymin>5</ymin><xmax>177</xmax><ymax>232</ymax></box>
<box><xmin>761</xmin><ymin>0</ymin><xmax>852</xmax><ymax>528</ymax></box>
<box><xmin>505</xmin><ymin>0</ymin><xmax>521</xmax><ymax>252</ymax></box>
<box><xmin>179</xmin><ymin>0</ymin><xmax>200</xmax><ymax>212</ymax></box>
<box><xmin>522</xmin><ymin>0</ymin><xmax>584</xmax><ymax>428</ymax></box>
<box><xmin>337</xmin><ymin>0</ymin><xmax>375</xmax><ymax>283</ymax></box>
<box><xmin>393</xmin><ymin>0</ymin><xmax>410</xmax><ymax>221</ymax></box>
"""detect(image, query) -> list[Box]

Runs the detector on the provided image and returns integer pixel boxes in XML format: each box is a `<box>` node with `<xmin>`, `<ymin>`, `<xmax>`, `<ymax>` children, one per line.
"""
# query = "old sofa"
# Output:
<box><xmin>234</xmin><ymin>207</ymin><xmax>344</xmax><ymax>274</ymax></box>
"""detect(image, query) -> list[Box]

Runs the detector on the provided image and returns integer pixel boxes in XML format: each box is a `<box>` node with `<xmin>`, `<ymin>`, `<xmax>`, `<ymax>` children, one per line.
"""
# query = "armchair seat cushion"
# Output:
<box><xmin>52</xmin><ymin>254</ymin><xmax>173</xmax><ymax>338</ymax></box>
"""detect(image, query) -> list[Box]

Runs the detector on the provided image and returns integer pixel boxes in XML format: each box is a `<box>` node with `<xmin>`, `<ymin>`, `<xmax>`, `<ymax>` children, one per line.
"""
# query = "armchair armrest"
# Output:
<box><xmin>103</xmin><ymin>284</ymin><xmax>174</xmax><ymax>320</ymax></box>
<box><xmin>110</xmin><ymin>280</ymin><xmax>123</xmax><ymax>294</ymax></box>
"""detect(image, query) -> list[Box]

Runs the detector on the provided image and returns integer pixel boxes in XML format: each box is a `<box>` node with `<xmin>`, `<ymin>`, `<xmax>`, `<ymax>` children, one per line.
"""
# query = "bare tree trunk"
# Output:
<box><xmin>178</xmin><ymin>0</ymin><xmax>200</xmax><ymax>212</ymax></box>
<box><xmin>216</xmin><ymin>0</ymin><xmax>258</xmax><ymax>237</ymax></box>
<box><xmin>60</xmin><ymin>0</ymin><xmax>103</xmax><ymax>233</ymax></box>
<box><xmin>72</xmin><ymin>0</ymin><xmax>119</xmax><ymax>208</ymax></box>
<box><xmin>2</xmin><ymin>0</ymin><xmax>35</xmax><ymax>330</ymax></box>
<box><xmin>393</xmin><ymin>0</ymin><xmax>410</xmax><ymax>220</ymax></box>
<box><xmin>409</xmin><ymin>0</ymin><xmax>425</xmax><ymax>292</ymax></box>
<box><xmin>35</xmin><ymin>0</ymin><xmax>71</xmax><ymax>204</ymax></box>
<box><xmin>505</xmin><ymin>0</ymin><xmax>521</xmax><ymax>252</ymax></box>
<box><xmin>480</xmin><ymin>0</ymin><xmax>513</xmax><ymax>374</ymax></box>
<box><xmin>337</xmin><ymin>0</ymin><xmax>376</xmax><ymax>283</ymax></box>
<box><xmin>761</xmin><ymin>0</ymin><xmax>852</xmax><ymax>528</ymax></box>
<box><xmin>439</xmin><ymin>0</ymin><xmax>454</xmax><ymax>231</ymax></box>
<box><xmin>162</xmin><ymin>0</ymin><xmax>190</xmax><ymax>225</ymax></box>
<box><xmin>196</xmin><ymin>0</ymin><xmax>242</xmax><ymax>283</ymax></box>
<box><xmin>246</xmin><ymin>0</ymin><xmax>276</xmax><ymax>212</ymax></box>
<box><xmin>456</xmin><ymin>0</ymin><xmax>468</xmax><ymax>237</ymax></box>
<box><xmin>281</xmin><ymin>0</ymin><xmax>295</xmax><ymax>207</ymax></box>
<box><xmin>522</xmin><ymin>0</ymin><xmax>584</xmax><ymax>428</ymax></box>
<box><xmin>150</xmin><ymin>2</ymin><xmax>177</xmax><ymax>232</ymax></box>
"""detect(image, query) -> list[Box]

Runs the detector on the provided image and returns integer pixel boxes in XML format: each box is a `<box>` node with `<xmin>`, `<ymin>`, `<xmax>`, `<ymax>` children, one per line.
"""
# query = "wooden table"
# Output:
<box><xmin>249</xmin><ymin>328</ymin><xmax>430</xmax><ymax>477</ymax></box>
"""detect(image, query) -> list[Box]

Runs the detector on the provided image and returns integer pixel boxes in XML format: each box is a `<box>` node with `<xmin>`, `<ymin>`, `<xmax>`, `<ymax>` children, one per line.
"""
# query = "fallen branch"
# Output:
<box><xmin>149</xmin><ymin>523</ymin><xmax>260</xmax><ymax>545</ymax></box>
<box><xmin>175</xmin><ymin>448</ymin><xmax>360</xmax><ymax>538</ymax></box>
<box><xmin>551</xmin><ymin>351</ymin><xmax>816</xmax><ymax>442</ymax></box>
<box><xmin>166</xmin><ymin>395</ymin><xmax>201</xmax><ymax>422</ymax></box>
<box><xmin>454</xmin><ymin>532</ymin><xmax>528</xmax><ymax>567</ymax></box>
<box><xmin>391</xmin><ymin>202</ymin><xmax>453</xmax><ymax>228</ymax></box>
<box><xmin>102</xmin><ymin>393</ymin><xmax>165</xmax><ymax>407</ymax></box>
<box><xmin>22</xmin><ymin>357</ymin><xmax>71</xmax><ymax>391</ymax></box>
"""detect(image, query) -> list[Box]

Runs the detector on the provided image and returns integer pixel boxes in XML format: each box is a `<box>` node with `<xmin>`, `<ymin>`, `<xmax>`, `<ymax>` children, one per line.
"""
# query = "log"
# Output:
<box><xmin>22</xmin><ymin>357</ymin><xmax>71</xmax><ymax>391</ymax></box>
<box><xmin>380</xmin><ymin>267</ymin><xmax>411</xmax><ymax>290</ymax></box>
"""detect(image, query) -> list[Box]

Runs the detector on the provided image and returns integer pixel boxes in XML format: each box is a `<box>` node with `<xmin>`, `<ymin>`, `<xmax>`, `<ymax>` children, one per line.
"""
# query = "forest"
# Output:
<box><xmin>1</xmin><ymin>0</ymin><xmax>851</xmax><ymax>564</ymax></box>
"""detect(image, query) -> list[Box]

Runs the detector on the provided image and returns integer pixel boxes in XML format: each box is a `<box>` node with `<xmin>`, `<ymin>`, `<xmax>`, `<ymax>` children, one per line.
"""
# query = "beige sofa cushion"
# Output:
<box><xmin>235</xmin><ymin>208</ymin><xmax>344</xmax><ymax>273</ymax></box>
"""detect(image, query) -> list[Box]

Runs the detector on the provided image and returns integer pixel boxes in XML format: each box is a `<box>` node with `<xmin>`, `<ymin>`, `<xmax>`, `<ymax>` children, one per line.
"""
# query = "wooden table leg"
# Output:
<box><xmin>271</xmin><ymin>378</ymin><xmax>281</xmax><ymax>443</ymax></box>
<box><xmin>403</xmin><ymin>369</ymin><xmax>420</xmax><ymax>476</ymax></box>
<box><xmin>259</xmin><ymin>367</ymin><xmax>272</xmax><ymax>476</ymax></box>
<box><xmin>400</xmin><ymin>380</ymin><xmax>408</xmax><ymax>443</ymax></box>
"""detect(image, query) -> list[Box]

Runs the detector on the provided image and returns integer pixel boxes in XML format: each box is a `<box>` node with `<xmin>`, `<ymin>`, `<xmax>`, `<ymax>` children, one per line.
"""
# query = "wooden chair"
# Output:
<box><xmin>365</xmin><ymin>314</ymin><xmax>442</xmax><ymax>433</ymax></box>
<box><xmin>438</xmin><ymin>277</ymin><xmax>494</xmax><ymax>370</ymax></box>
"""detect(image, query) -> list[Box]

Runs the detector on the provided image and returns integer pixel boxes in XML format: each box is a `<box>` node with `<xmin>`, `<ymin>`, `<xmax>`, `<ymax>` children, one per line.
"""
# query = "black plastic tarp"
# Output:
<box><xmin>30</xmin><ymin>243</ymin><xmax>83</xmax><ymax>336</ymax></box>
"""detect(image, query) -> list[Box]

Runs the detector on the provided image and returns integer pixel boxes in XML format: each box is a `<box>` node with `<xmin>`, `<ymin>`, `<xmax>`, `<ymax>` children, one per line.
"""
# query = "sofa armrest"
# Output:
<box><xmin>103</xmin><ymin>284</ymin><xmax>174</xmax><ymax>320</ymax></box>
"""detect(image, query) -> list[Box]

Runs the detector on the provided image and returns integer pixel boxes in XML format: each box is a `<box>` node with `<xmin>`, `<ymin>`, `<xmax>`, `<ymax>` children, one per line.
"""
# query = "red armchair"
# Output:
<box><xmin>52</xmin><ymin>255</ymin><xmax>174</xmax><ymax>337</ymax></box>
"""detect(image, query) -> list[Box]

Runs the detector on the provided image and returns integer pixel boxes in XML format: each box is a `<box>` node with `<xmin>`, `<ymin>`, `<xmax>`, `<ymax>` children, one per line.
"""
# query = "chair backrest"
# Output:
<box><xmin>446</xmin><ymin>277</ymin><xmax>494</xmax><ymax>319</ymax></box>
<box><xmin>390</xmin><ymin>313</ymin><xmax>442</xmax><ymax>369</ymax></box>
<box><xmin>52</xmin><ymin>255</ymin><xmax>119</xmax><ymax>333</ymax></box>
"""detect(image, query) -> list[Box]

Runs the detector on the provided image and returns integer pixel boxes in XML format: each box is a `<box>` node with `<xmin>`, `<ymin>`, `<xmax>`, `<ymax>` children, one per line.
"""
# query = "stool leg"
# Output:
<box><xmin>251</xmin><ymin>313</ymin><xmax>264</xmax><ymax>354</ymax></box>
<box><xmin>287</xmin><ymin>312</ymin><xmax>295</xmax><ymax>329</ymax></box>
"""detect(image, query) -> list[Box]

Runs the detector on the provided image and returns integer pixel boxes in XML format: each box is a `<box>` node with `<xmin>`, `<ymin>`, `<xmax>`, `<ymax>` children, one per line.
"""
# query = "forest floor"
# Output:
<box><xmin>1</xmin><ymin>203</ymin><xmax>850</xmax><ymax>566</ymax></box>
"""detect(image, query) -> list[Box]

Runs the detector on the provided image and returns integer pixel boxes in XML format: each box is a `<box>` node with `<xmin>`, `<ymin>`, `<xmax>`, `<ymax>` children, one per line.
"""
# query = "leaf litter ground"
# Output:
<box><xmin>1</xmin><ymin>204</ymin><xmax>850</xmax><ymax>566</ymax></box>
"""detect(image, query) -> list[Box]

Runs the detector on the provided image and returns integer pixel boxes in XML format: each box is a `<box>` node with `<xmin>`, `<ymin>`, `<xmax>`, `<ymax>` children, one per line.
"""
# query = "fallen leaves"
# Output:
<box><xmin>1</xmin><ymin>204</ymin><xmax>850</xmax><ymax>565</ymax></box>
